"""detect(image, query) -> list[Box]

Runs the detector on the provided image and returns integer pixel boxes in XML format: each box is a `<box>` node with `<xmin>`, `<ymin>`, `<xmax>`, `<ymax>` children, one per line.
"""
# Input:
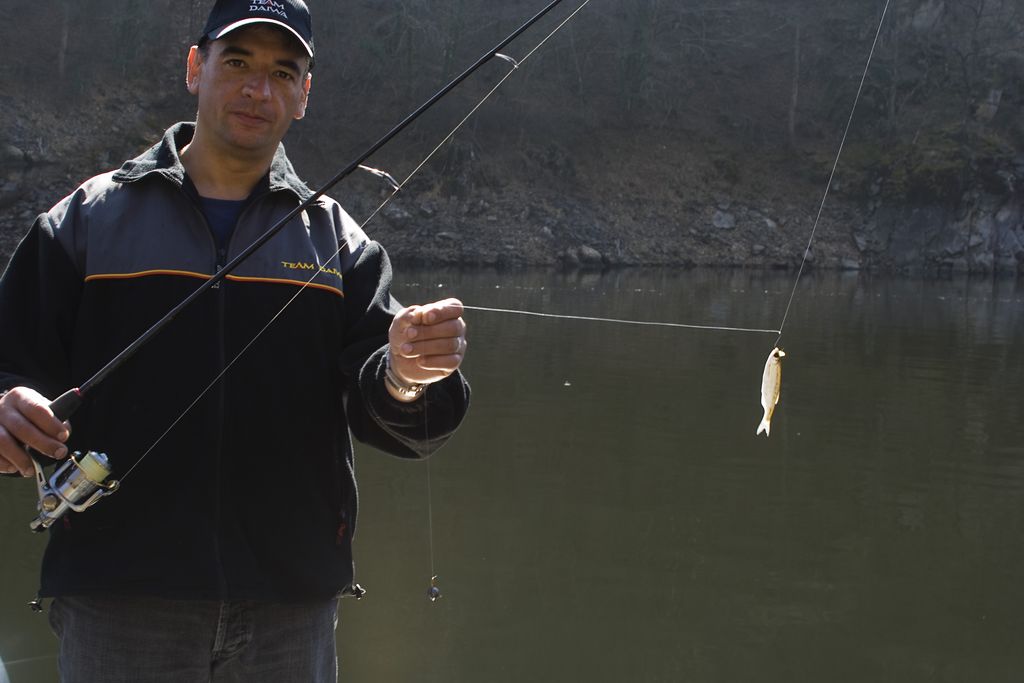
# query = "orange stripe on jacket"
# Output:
<box><xmin>84</xmin><ymin>271</ymin><xmax>344</xmax><ymax>297</ymax></box>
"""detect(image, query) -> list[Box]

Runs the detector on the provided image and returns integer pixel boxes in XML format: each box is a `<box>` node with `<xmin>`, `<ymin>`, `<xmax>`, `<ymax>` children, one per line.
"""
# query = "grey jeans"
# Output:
<box><xmin>48</xmin><ymin>595</ymin><xmax>339</xmax><ymax>683</ymax></box>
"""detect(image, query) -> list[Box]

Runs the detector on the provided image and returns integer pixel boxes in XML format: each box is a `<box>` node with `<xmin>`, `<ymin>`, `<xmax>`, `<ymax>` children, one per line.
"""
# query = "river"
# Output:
<box><xmin>2</xmin><ymin>267</ymin><xmax>1023</xmax><ymax>682</ymax></box>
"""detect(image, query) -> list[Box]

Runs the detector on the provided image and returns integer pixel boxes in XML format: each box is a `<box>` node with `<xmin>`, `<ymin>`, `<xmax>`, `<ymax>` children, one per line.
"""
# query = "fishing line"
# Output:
<box><xmin>120</xmin><ymin>1</ymin><xmax>594</xmax><ymax>482</ymax></box>
<box><xmin>0</xmin><ymin>654</ymin><xmax>57</xmax><ymax>667</ymax></box>
<box><xmin>30</xmin><ymin>0</ymin><xmax>590</xmax><ymax>476</ymax></box>
<box><xmin>774</xmin><ymin>0</ymin><xmax>892</xmax><ymax>348</ymax></box>
<box><xmin>426</xmin><ymin>455</ymin><xmax>435</xmax><ymax>580</ymax></box>
<box><xmin>424</xmin><ymin>396</ymin><xmax>440</xmax><ymax>601</ymax></box>
<box><xmin>88</xmin><ymin>0</ymin><xmax>885</xmax><ymax>485</ymax></box>
<box><xmin>462</xmin><ymin>305</ymin><xmax>780</xmax><ymax>334</ymax></box>
<box><xmin>357</xmin><ymin>0</ymin><xmax>594</xmax><ymax>230</ymax></box>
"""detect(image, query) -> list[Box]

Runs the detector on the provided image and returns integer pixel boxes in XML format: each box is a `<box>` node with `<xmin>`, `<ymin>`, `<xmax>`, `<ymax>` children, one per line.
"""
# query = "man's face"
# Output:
<box><xmin>186</xmin><ymin>25</ymin><xmax>312</xmax><ymax>156</ymax></box>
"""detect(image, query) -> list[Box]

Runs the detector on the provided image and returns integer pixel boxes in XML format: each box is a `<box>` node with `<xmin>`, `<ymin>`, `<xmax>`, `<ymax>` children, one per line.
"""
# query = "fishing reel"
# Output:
<box><xmin>30</xmin><ymin>450</ymin><xmax>119</xmax><ymax>532</ymax></box>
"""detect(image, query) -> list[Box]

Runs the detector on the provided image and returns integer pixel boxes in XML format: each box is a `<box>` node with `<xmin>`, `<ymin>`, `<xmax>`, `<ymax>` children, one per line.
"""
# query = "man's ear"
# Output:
<box><xmin>295</xmin><ymin>73</ymin><xmax>312</xmax><ymax>120</ymax></box>
<box><xmin>185</xmin><ymin>45</ymin><xmax>203</xmax><ymax>95</ymax></box>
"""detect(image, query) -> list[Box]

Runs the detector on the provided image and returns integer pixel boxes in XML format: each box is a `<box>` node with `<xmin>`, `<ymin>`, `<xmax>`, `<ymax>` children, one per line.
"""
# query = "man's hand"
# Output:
<box><xmin>387</xmin><ymin>298</ymin><xmax>467</xmax><ymax>401</ymax></box>
<box><xmin>0</xmin><ymin>388</ymin><xmax>70</xmax><ymax>477</ymax></box>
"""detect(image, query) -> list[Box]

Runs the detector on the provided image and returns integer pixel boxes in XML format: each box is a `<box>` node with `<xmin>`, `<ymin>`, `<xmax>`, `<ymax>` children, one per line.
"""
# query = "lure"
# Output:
<box><xmin>428</xmin><ymin>575</ymin><xmax>442</xmax><ymax>602</ymax></box>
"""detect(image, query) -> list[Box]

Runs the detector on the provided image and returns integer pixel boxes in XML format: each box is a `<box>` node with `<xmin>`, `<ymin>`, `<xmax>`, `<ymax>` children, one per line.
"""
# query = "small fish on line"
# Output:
<box><xmin>756</xmin><ymin>347</ymin><xmax>786</xmax><ymax>437</ymax></box>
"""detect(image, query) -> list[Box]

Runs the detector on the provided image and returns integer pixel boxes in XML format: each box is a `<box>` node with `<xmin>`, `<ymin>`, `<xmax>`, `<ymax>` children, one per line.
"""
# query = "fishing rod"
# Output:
<box><xmin>23</xmin><ymin>0</ymin><xmax>577</xmax><ymax>532</ymax></box>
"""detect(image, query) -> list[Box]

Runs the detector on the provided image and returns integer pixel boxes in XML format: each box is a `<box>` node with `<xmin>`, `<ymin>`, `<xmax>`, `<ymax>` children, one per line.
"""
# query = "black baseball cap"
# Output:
<box><xmin>201</xmin><ymin>0</ymin><xmax>314</xmax><ymax>62</ymax></box>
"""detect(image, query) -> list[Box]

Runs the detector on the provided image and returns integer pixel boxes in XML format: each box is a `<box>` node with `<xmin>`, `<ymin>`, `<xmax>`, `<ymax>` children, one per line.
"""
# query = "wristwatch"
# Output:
<box><xmin>384</xmin><ymin>354</ymin><xmax>426</xmax><ymax>401</ymax></box>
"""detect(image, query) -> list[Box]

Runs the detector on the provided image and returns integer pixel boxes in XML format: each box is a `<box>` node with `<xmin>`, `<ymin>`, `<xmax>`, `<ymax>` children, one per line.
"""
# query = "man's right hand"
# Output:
<box><xmin>0</xmin><ymin>388</ymin><xmax>70</xmax><ymax>477</ymax></box>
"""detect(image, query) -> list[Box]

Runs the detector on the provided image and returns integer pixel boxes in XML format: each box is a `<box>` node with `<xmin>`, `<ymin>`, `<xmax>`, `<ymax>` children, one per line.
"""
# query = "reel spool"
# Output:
<box><xmin>30</xmin><ymin>451</ymin><xmax>119</xmax><ymax>532</ymax></box>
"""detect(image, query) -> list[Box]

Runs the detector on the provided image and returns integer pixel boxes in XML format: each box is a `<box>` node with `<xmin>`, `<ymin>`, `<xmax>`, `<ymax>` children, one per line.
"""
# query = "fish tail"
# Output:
<box><xmin>756</xmin><ymin>415</ymin><xmax>771</xmax><ymax>437</ymax></box>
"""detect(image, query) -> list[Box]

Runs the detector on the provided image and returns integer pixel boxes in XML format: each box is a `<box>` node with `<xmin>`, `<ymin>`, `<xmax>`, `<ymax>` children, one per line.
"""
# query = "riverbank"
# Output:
<box><xmin>2</xmin><ymin>109</ymin><xmax>1022</xmax><ymax>276</ymax></box>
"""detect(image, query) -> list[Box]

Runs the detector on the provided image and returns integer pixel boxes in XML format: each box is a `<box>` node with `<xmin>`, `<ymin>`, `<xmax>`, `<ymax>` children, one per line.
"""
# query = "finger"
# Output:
<box><xmin>419</xmin><ymin>298</ymin><xmax>464</xmax><ymax>325</ymax></box>
<box><xmin>416</xmin><ymin>337</ymin><xmax>467</xmax><ymax>371</ymax></box>
<box><xmin>3</xmin><ymin>408</ymin><xmax>69</xmax><ymax>461</ymax></box>
<box><xmin>421</xmin><ymin>316</ymin><xmax>466</xmax><ymax>338</ymax></box>
<box><xmin>0</xmin><ymin>428</ymin><xmax>35</xmax><ymax>476</ymax></box>
<box><xmin>392</xmin><ymin>304</ymin><xmax>422</xmax><ymax>326</ymax></box>
<box><xmin>398</xmin><ymin>335</ymin><xmax>467</xmax><ymax>360</ymax></box>
<box><xmin>389</xmin><ymin>306</ymin><xmax>427</xmax><ymax>351</ymax></box>
<box><xmin>10</xmin><ymin>392</ymin><xmax>71</xmax><ymax>442</ymax></box>
<box><xmin>388</xmin><ymin>307</ymin><xmax>424</xmax><ymax>344</ymax></box>
<box><xmin>414</xmin><ymin>351</ymin><xmax>464</xmax><ymax>373</ymax></box>
<box><xmin>392</xmin><ymin>321</ymin><xmax>463</xmax><ymax>357</ymax></box>
<box><xmin>397</xmin><ymin>320</ymin><xmax>466</xmax><ymax>350</ymax></box>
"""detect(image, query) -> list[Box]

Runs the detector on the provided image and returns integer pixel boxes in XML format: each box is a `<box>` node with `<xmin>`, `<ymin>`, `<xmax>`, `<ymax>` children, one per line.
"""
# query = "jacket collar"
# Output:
<box><xmin>111</xmin><ymin>122</ymin><xmax>314</xmax><ymax>201</ymax></box>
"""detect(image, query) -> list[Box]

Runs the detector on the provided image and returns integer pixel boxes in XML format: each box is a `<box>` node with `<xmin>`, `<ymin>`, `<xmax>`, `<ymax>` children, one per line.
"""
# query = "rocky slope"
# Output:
<box><xmin>3</xmin><ymin>106</ymin><xmax>1022</xmax><ymax>277</ymax></box>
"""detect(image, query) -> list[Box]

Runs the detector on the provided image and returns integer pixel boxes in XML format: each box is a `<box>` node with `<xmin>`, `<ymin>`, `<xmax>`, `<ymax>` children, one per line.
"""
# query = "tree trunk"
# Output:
<box><xmin>887</xmin><ymin>37</ymin><xmax>899</xmax><ymax>133</ymax></box>
<box><xmin>787</xmin><ymin>21</ymin><xmax>801</xmax><ymax>148</ymax></box>
<box><xmin>57</xmin><ymin>1</ymin><xmax>71</xmax><ymax>81</ymax></box>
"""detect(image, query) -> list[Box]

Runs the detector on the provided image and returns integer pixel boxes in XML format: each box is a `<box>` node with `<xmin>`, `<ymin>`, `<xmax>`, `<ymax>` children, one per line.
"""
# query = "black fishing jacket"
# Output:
<box><xmin>0</xmin><ymin>123</ymin><xmax>470</xmax><ymax>601</ymax></box>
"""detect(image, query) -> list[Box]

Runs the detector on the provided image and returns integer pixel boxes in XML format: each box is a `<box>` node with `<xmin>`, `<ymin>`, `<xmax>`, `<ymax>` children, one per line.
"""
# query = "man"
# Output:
<box><xmin>0</xmin><ymin>0</ymin><xmax>470</xmax><ymax>680</ymax></box>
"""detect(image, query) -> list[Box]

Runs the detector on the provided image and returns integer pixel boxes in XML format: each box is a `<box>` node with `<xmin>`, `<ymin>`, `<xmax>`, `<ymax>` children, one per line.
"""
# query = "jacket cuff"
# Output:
<box><xmin>360</xmin><ymin>346</ymin><xmax>468</xmax><ymax>422</ymax></box>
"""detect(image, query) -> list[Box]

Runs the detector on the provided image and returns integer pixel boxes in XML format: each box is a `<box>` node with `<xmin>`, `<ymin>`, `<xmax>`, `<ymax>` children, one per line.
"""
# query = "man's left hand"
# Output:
<box><xmin>387</xmin><ymin>298</ymin><xmax>467</xmax><ymax>398</ymax></box>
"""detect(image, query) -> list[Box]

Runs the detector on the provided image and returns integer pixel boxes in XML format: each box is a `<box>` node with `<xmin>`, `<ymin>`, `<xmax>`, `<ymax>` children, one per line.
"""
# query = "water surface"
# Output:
<box><xmin>2</xmin><ymin>268</ymin><xmax>1022</xmax><ymax>682</ymax></box>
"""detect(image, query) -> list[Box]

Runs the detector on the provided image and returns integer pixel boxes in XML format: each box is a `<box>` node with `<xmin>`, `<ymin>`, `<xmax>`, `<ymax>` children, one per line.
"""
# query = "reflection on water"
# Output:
<box><xmin>2</xmin><ymin>269</ymin><xmax>1023</xmax><ymax>682</ymax></box>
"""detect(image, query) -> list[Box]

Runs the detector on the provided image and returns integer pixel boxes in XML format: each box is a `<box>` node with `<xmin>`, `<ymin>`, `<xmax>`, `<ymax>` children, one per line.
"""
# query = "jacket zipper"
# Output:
<box><xmin>191</xmin><ymin>190</ymin><xmax>283</xmax><ymax>597</ymax></box>
<box><xmin>211</xmin><ymin>195</ymin><xmax>270</xmax><ymax>596</ymax></box>
<box><xmin>213</xmin><ymin>250</ymin><xmax>228</xmax><ymax>598</ymax></box>
<box><xmin>184</xmin><ymin>196</ymin><xmax>230</xmax><ymax>597</ymax></box>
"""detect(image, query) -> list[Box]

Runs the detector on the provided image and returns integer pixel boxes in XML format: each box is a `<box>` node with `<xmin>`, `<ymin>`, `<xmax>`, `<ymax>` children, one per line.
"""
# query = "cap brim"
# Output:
<box><xmin>211</xmin><ymin>18</ymin><xmax>313</xmax><ymax>60</ymax></box>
